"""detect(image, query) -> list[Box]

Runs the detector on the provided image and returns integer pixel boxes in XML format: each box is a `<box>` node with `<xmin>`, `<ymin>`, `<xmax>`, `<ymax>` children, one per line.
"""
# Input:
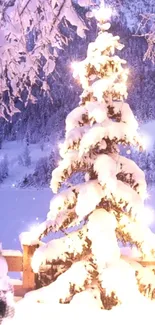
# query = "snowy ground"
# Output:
<box><xmin>0</xmin><ymin>140</ymin><xmax>53</xmax><ymax>249</ymax></box>
<box><xmin>11</xmin><ymin>298</ymin><xmax>155</xmax><ymax>325</ymax></box>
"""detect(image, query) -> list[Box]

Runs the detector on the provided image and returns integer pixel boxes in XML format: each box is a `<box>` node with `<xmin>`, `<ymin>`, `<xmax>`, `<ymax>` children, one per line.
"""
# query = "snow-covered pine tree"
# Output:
<box><xmin>0</xmin><ymin>154</ymin><xmax>9</xmax><ymax>183</ymax></box>
<box><xmin>22</xmin><ymin>145</ymin><xmax>31</xmax><ymax>167</ymax></box>
<box><xmin>23</xmin><ymin>6</ymin><xmax>155</xmax><ymax>309</ymax></box>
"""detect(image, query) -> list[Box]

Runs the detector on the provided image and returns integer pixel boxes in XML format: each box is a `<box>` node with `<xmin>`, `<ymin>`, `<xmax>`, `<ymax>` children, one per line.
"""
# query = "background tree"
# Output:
<box><xmin>0</xmin><ymin>154</ymin><xmax>9</xmax><ymax>182</ymax></box>
<box><xmin>0</xmin><ymin>0</ymin><xmax>95</xmax><ymax>118</ymax></box>
<box><xmin>22</xmin><ymin>144</ymin><xmax>31</xmax><ymax>167</ymax></box>
<box><xmin>136</xmin><ymin>13</ymin><xmax>155</xmax><ymax>63</ymax></box>
<box><xmin>20</xmin><ymin>6</ymin><xmax>155</xmax><ymax>309</ymax></box>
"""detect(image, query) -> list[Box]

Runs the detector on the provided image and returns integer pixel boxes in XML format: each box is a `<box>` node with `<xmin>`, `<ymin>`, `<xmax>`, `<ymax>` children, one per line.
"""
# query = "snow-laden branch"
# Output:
<box><xmin>116</xmin><ymin>212</ymin><xmax>155</xmax><ymax>260</ymax></box>
<box><xmin>51</xmin><ymin>150</ymin><xmax>146</xmax><ymax>198</ymax></box>
<box><xmin>29</xmin><ymin>177</ymin><xmax>143</xmax><ymax>240</ymax></box>
<box><xmin>60</xmin><ymin>119</ymin><xmax>142</xmax><ymax>159</ymax></box>
<box><xmin>0</xmin><ymin>0</ymin><xmax>90</xmax><ymax>117</ymax></box>
<box><xmin>31</xmin><ymin>208</ymin><xmax>119</xmax><ymax>273</ymax></box>
<box><xmin>65</xmin><ymin>101</ymin><xmax>138</xmax><ymax>134</ymax></box>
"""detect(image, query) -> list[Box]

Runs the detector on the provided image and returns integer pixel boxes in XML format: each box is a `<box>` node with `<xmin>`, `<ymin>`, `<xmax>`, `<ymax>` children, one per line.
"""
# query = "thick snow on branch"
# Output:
<box><xmin>65</xmin><ymin>100</ymin><xmax>137</xmax><ymax>135</ymax></box>
<box><xmin>51</xmin><ymin>150</ymin><xmax>93</xmax><ymax>193</ymax></box>
<box><xmin>75</xmin><ymin>181</ymin><xmax>103</xmax><ymax>218</ymax></box>
<box><xmin>93</xmin><ymin>154</ymin><xmax>117</xmax><ymax>188</ymax></box>
<box><xmin>61</xmin><ymin>125</ymin><xmax>90</xmax><ymax>156</ymax></box>
<box><xmin>29</xmin><ymin>258</ymin><xmax>143</xmax><ymax>309</ymax></box>
<box><xmin>91</xmin><ymin>67</ymin><xmax>128</xmax><ymax>101</ymax></box>
<box><xmin>26</xmin><ymin>261</ymin><xmax>95</xmax><ymax>304</ymax></box>
<box><xmin>65</xmin><ymin>100</ymin><xmax>108</xmax><ymax>134</ymax></box>
<box><xmin>49</xmin><ymin>186</ymin><xmax>77</xmax><ymax>213</ymax></box>
<box><xmin>99</xmin><ymin>258</ymin><xmax>140</xmax><ymax>304</ymax></box>
<box><xmin>31</xmin><ymin>208</ymin><xmax>119</xmax><ymax>272</ymax></box>
<box><xmin>76</xmin><ymin>179</ymin><xmax>142</xmax><ymax>219</ymax></box>
<box><xmin>115</xmin><ymin>155</ymin><xmax>146</xmax><ymax>199</ymax></box>
<box><xmin>86</xmin><ymin>101</ymin><xmax>108</xmax><ymax>124</ymax></box>
<box><xmin>51</xmin><ymin>144</ymin><xmax>146</xmax><ymax>200</ymax></box>
<box><xmin>87</xmin><ymin>32</ymin><xmax>124</xmax><ymax>58</ymax></box>
<box><xmin>79</xmin><ymin>120</ymin><xmax>142</xmax><ymax>157</ymax></box>
<box><xmin>31</xmin><ymin>225</ymin><xmax>89</xmax><ymax>273</ymax></box>
<box><xmin>87</xmin><ymin>209</ymin><xmax>120</xmax><ymax>268</ymax></box>
<box><xmin>66</xmin><ymin>106</ymin><xmax>87</xmax><ymax>134</ymax></box>
<box><xmin>113</xmin><ymin>102</ymin><xmax>138</xmax><ymax>130</ymax></box>
<box><xmin>43</xmin><ymin>177</ymin><xmax>143</xmax><ymax>238</ymax></box>
<box><xmin>118</xmin><ymin>215</ymin><xmax>155</xmax><ymax>260</ymax></box>
<box><xmin>61</xmin><ymin>119</ymin><xmax>142</xmax><ymax>157</ymax></box>
<box><xmin>70</xmin><ymin>286</ymin><xmax>103</xmax><ymax>309</ymax></box>
<box><xmin>114</xmin><ymin>180</ymin><xmax>143</xmax><ymax>216</ymax></box>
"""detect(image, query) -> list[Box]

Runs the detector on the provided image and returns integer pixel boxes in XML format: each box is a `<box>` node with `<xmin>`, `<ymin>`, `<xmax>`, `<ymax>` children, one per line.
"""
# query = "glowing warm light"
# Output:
<box><xmin>141</xmin><ymin>206</ymin><xmax>155</xmax><ymax>226</ymax></box>
<box><xmin>122</xmin><ymin>71</ymin><xmax>129</xmax><ymax>82</ymax></box>
<box><xmin>71</xmin><ymin>61</ymin><xmax>80</xmax><ymax>78</ymax></box>
<box><xmin>124</xmin><ymin>68</ymin><xmax>129</xmax><ymax>75</ymax></box>
<box><xmin>71</xmin><ymin>61</ymin><xmax>79</xmax><ymax>70</ymax></box>
<box><xmin>140</xmin><ymin>132</ymin><xmax>152</xmax><ymax>151</ymax></box>
<box><xmin>93</xmin><ymin>6</ymin><xmax>112</xmax><ymax>22</ymax></box>
<box><xmin>143</xmin><ymin>191</ymin><xmax>150</xmax><ymax>200</ymax></box>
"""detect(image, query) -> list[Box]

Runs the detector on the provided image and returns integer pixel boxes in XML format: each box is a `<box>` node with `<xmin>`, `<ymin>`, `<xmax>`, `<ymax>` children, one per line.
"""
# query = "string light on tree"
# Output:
<box><xmin>139</xmin><ymin>130</ymin><xmax>152</xmax><ymax>151</ymax></box>
<box><xmin>143</xmin><ymin>191</ymin><xmax>150</xmax><ymax>200</ymax></box>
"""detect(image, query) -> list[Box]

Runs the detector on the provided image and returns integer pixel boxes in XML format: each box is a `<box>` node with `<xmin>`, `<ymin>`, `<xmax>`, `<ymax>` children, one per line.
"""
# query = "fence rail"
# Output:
<box><xmin>3</xmin><ymin>246</ymin><xmax>155</xmax><ymax>299</ymax></box>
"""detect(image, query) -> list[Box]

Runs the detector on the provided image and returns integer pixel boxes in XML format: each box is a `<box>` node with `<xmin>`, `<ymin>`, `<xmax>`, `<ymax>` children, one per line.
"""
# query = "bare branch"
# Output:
<box><xmin>19</xmin><ymin>0</ymin><xmax>31</xmax><ymax>16</ymax></box>
<box><xmin>135</xmin><ymin>13</ymin><xmax>155</xmax><ymax>63</ymax></box>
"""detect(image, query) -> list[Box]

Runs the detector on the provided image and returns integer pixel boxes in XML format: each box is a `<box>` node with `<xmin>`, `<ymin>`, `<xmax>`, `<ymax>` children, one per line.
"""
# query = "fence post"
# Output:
<box><xmin>22</xmin><ymin>244</ymin><xmax>38</xmax><ymax>291</ymax></box>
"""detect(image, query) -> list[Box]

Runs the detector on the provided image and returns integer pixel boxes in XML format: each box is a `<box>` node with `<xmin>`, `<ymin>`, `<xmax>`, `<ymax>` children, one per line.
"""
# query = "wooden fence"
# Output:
<box><xmin>2</xmin><ymin>244</ymin><xmax>38</xmax><ymax>298</ymax></box>
<box><xmin>3</xmin><ymin>245</ymin><xmax>155</xmax><ymax>299</ymax></box>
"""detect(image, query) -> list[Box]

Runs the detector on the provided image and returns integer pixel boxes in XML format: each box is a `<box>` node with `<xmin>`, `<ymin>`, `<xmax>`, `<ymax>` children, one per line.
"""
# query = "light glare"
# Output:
<box><xmin>93</xmin><ymin>6</ymin><xmax>112</xmax><ymax>22</ymax></box>
<box><xmin>141</xmin><ymin>206</ymin><xmax>155</xmax><ymax>226</ymax></box>
<box><xmin>141</xmin><ymin>132</ymin><xmax>152</xmax><ymax>151</ymax></box>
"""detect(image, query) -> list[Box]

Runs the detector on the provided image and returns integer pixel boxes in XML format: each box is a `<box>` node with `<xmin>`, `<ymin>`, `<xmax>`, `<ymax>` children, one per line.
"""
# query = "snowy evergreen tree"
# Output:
<box><xmin>17</xmin><ymin>154</ymin><xmax>24</xmax><ymax>167</ymax></box>
<box><xmin>151</xmin><ymin>142</ymin><xmax>155</xmax><ymax>172</ymax></box>
<box><xmin>0</xmin><ymin>138</ymin><xmax>3</xmax><ymax>150</ymax></box>
<box><xmin>22</xmin><ymin>145</ymin><xmax>31</xmax><ymax>167</ymax></box>
<box><xmin>0</xmin><ymin>154</ymin><xmax>9</xmax><ymax>182</ymax></box>
<box><xmin>40</xmin><ymin>139</ymin><xmax>45</xmax><ymax>152</ymax></box>
<box><xmin>22</xmin><ymin>7</ymin><xmax>155</xmax><ymax>310</ymax></box>
<box><xmin>33</xmin><ymin>157</ymin><xmax>49</xmax><ymax>187</ymax></box>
